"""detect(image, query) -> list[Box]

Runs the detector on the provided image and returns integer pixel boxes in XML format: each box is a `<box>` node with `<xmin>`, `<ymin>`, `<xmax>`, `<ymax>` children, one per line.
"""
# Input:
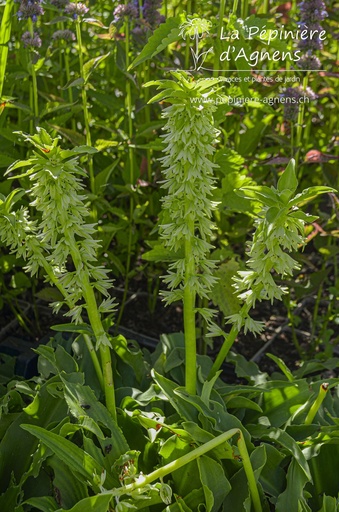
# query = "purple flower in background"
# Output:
<box><xmin>64</xmin><ymin>2</ymin><xmax>89</xmax><ymax>19</ymax></box>
<box><xmin>132</xmin><ymin>23</ymin><xmax>148</xmax><ymax>36</ymax></box>
<box><xmin>297</xmin><ymin>53</ymin><xmax>321</xmax><ymax>70</ymax></box>
<box><xmin>298</xmin><ymin>34</ymin><xmax>324</xmax><ymax>51</ymax></box>
<box><xmin>282</xmin><ymin>86</ymin><xmax>316</xmax><ymax>122</ymax></box>
<box><xmin>52</xmin><ymin>29</ymin><xmax>76</xmax><ymax>41</ymax></box>
<box><xmin>299</xmin><ymin>0</ymin><xmax>328</xmax><ymax>23</ymax></box>
<box><xmin>111</xmin><ymin>0</ymin><xmax>164</xmax><ymax>34</ymax></box>
<box><xmin>21</xmin><ymin>30</ymin><xmax>42</xmax><ymax>48</ymax></box>
<box><xmin>17</xmin><ymin>1</ymin><xmax>44</xmax><ymax>21</ymax></box>
<box><xmin>298</xmin><ymin>22</ymin><xmax>325</xmax><ymax>51</ymax></box>
<box><xmin>297</xmin><ymin>1</ymin><xmax>328</xmax><ymax>52</ymax></box>
<box><xmin>143</xmin><ymin>0</ymin><xmax>165</xmax><ymax>29</ymax></box>
<box><xmin>303</xmin><ymin>86</ymin><xmax>317</xmax><ymax>101</ymax></box>
<box><xmin>113</xmin><ymin>3</ymin><xmax>138</xmax><ymax>23</ymax></box>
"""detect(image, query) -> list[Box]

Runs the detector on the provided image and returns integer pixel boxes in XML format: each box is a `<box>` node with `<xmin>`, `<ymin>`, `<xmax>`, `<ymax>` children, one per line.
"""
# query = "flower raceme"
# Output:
<box><xmin>145</xmin><ymin>72</ymin><xmax>228</xmax><ymax>393</ymax></box>
<box><xmin>282</xmin><ymin>86</ymin><xmax>317</xmax><ymax>122</ymax></box>
<box><xmin>229</xmin><ymin>160</ymin><xmax>334</xmax><ymax>335</ymax></box>
<box><xmin>297</xmin><ymin>0</ymin><xmax>328</xmax><ymax>67</ymax></box>
<box><xmin>52</xmin><ymin>29</ymin><xmax>76</xmax><ymax>42</ymax></box>
<box><xmin>146</xmin><ymin>73</ymin><xmax>224</xmax><ymax>317</ymax></box>
<box><xmin>142</xmin><ymin>0</ymin><xmax>165</xmax><ymax>29</ymax></box>
<box><xmin>146</xmin><ymin>74</ymin><xmax>333</xmax><ymax>348</ymax></box>
<box><xmin>0</xmin><ymin>129</ymin><xmax>120</xmax><ymax>418</ymax></box>
<box><xmin>0</xmin><ymin>129</ymin><xmax>116</xmax><ymax>327</ymax></box>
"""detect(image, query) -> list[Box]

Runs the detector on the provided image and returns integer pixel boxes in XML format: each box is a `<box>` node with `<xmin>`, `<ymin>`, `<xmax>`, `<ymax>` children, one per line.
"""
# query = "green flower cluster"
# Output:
<box><xmin>234</xmin><ymin>210</ymin><xmax>305</xmax><ymax>305</ymax></box>
<box><xmin>147</xmin><ymin>73</ymin><xmax>224</xmax><ymax>325</ymax></box>
<box><xmin>0</xmin><ymin>128</ymin><xmax>116</xmax><ymax>324</ymax></box>
<box><xmin>229</xmin><ymin>206</ymin><xmax>306</xmax><ymax>335</ymax></box>
<box><xmin>160</xmin><ymin>101</ymin><xmax>218</xmax><ymax>304</ymax></box>
<box><xmin>0</xmin><ymin>197</ymin><xmax>39</xmax><ymax>264</ymax></box>
<box><xmin>228</xmin><ymin>159</ymin><xmax>332</xmax><ymax>335</ymax></box>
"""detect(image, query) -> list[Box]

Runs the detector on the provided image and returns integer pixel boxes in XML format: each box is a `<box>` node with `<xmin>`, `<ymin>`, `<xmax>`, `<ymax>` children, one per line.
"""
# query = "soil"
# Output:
<box><xmin>1</xmin><ymin>281</ymin><xmax>338</xmax><ymax>379</ymax></box>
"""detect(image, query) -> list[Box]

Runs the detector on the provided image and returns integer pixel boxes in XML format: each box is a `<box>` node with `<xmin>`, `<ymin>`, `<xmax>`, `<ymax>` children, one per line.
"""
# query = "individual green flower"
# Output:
<box><xmin>159</xmin><ymin>481</ymin><xmax>172</xmax><ymax>505</ymax></box>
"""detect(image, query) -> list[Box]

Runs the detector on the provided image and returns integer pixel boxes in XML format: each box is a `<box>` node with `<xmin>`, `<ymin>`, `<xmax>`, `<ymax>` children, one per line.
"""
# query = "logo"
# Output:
<box><xmin>179</xmin><ymin>17</ymin><xmax>214</xmax><ymax>71</ymax></box>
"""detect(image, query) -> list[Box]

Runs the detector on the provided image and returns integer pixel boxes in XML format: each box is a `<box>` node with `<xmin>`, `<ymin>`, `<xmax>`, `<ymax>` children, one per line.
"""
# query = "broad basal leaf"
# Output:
<box><xmin>20</xmin><ymin>425</ymin><xmax>116</xmax><ymax>491</ymax></box>
<box><xmin>197</xmin><ymin>455</ymin><xmax>231</xmax><ymax>512</ymax></box>
<box><xmin>55</xmin><ymin>494</ymin><xmax>112</xmax><ymax>512</ymax></box>
<box><xmin>276</xmin><ymin>458</ymin><xmax>311</xmax><ymax>512</ymax></box>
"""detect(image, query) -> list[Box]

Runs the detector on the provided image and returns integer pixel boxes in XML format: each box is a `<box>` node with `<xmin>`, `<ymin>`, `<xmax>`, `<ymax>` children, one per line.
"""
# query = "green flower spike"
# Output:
<box><xmin>146</xmin><ymin>71</ymin><xmax>226</xmax><ymax>394</ymax></box>
<box><xmin>208</xmin><ymin>159</ymin><xmax>335</xmax><ymax>379</ymax></box>
<box><xmin>0</xmin><ymin>128</ymin><xmax>118</xmax><ymax>419</ymax></box>
<box><xmin>232</xmin><ymin>159</ymin><xmax>334</xmax><ymax>329</ymax></box>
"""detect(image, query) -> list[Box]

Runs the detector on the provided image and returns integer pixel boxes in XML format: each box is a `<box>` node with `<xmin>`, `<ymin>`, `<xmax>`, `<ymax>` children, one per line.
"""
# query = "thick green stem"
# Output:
<box><xmin>184</xmin><ymin>215</ymin><xmax>197</xmax><ymax>395</ymax></box>
<box><xmin>263</xmin><ymin>0</ymin><xmax>269</xmax><ymax>14</ymax></box>
<box><xmin>63</xmin><ymin>45</ymin><xmax>76</xmax><ymax>131</ymax></box>
<box><xmin>241</xmin><ymin>0</ymin><xmax>249</xmax><ymax>19</ymax></box>
<box><xmin>64</xmin><ymin>233</ymin><xmax>116</xmax><ymax>420</ymax></box>
<box><xmin>210</xmin><ymin>283</ymin><xmax>265</xmax><ymax>378</ymax></box>
<box><xmin>60</xmin><ymin>20</ymin><xmax>76</xmax><ymax>130</ymax></box>
<box><xmin>139</xmin><ymin>0</ymin><xmax>152</xmax><ymax>184</ymax></box>
<box><xmin>38</xmin><ymin>252</ymin><xmax>104</xmax><ymax>390</ymax></box>
<box><xmin>75</xmin><ymin>20</ymin><xmax>94</xmax><ymax>192</ymax></box>
<box><xmin>184</xmin><ymin>0</ymin><xmax>192</xmax><ymax>69</ymax></box>
<box><xmin>232</xmin><ymin>0</ymin><xmax>239</xmax><ymax>15</ymax></box>
<box><xmin>290</xmin><ymin>121</ymin><xmax>294</xmax><ymax>159</ymax></box>
<box><xmin>99</xmin><ymin>345</ymin><xmax>116</xmax><ymax>420</ymax></box>
<box><xmin>109</xmin><ymin>427</ymin><xmax>262</xmax><ymax>512</ymax></box>
<box><xmin>208</xmin><ymin>302</ymin><xmax>251</xmax><ymax>380</ymax></box>
<box><xmin>29</xmin><ymin>85</ymin><xmax>34</xmax><ymax>134</ymax></box>
<box><xmin>81</xmin><ymin>272</ymin><xmax>116</xmax><ymax>421</ymax></box>
<box><xmin>295</xmin><ymin>74</ymin><xmax>308</xmax><ymax>175</ymax></box>
<box><xmin>0</xmin><ymin>0</ymin><xmax>14</xmax><ymax>100</ymax></box>
<box><xmin>143</xmin><ymin>65</ymin><xmax>152</xmax><ymax>183</ymax></box>
<box><xmin>209</xmin><ymin>323</ymin><xmax>239</xmax><ymax>379</ymax></box>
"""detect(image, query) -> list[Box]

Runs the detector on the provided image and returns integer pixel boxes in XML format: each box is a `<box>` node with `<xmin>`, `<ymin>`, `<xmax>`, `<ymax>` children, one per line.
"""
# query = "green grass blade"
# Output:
<box><xmin>0</xmin><ymin>0</ymin><xmax>14</xmax><ymax>99</ymax></box>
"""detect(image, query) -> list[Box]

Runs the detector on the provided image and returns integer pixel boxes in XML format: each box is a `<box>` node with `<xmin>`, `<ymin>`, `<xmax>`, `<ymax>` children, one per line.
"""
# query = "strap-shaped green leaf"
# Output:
<box><xmin>288</xmin><ymin>186</ymin><xmax>336</xmax><ymax>208</ymax></box>
<box><xmin>48</xmin><ymin>455</ymin><xmax>88</xmax><ymax>509</ymax></box>
<box><xmin>249</xmin><ymin>425</ymin><xmax>311</xmax><ymax>480</ymax></box>
<box><xmin>20</xmin><ymin>424</ymin><xmax>116</xmax><ymax>491</ymax></box>
<box><xmin>60</xmin><ymin>377</ymin><xmax>129</xmax><ymax>463</ymax></box>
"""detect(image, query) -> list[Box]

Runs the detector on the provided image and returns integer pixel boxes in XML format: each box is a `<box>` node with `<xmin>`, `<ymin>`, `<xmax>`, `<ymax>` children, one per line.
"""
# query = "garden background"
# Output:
<box><xmin>0</xmin><ymin>0</ymin><xmax>339</xmax><ymax>511</ymax></box>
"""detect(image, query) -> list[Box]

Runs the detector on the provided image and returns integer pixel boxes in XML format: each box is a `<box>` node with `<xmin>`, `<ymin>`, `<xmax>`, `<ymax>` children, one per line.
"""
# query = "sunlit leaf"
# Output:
<box><xmin>129</xmin><ymin>16</ymin><xmax>184</xmax><ymax>69</ymax></box>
